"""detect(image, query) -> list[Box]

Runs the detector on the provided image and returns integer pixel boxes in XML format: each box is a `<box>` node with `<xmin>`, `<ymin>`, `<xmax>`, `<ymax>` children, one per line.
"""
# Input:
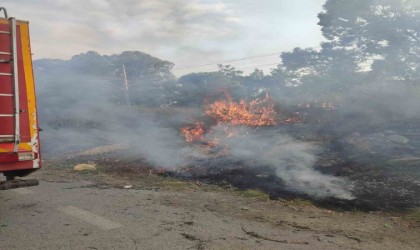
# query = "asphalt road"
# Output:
<box><xmin>1</xmin><ymin>180</ymin><xmax>179</xmax><ymax>249</ymax></box>
<box><xmin>1</xmin><ymin>170</ymin><xmax>418</xmax><ymax>250</ymax></box>
<box><xmin>0</xmin><ymin>179</ymin><xmax>318</xmax><ymax>250</ymax></box>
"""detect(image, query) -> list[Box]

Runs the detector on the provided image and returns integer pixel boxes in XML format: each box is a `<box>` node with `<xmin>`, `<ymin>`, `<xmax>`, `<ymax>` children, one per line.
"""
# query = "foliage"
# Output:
<box><xmin>35</xmin><ymin>50</ymin><xmax>176</xmax><ymax>108</ymax></box>
<box><xmin>268</xmin><ymin>0</ymin><xmax>419</xmax><ymax>103</ymax></box>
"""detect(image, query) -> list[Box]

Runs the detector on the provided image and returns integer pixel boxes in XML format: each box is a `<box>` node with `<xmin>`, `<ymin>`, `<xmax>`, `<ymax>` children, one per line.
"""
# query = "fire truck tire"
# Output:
<box><xmin>6</xmin><ymin>175</ymin><xmax>15</xmax><ymax>181</ymax></box>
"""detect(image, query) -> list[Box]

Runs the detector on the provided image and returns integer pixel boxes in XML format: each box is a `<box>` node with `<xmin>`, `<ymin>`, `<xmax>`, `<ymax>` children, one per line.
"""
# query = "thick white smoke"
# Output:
<box><xmin>206</xmin><ymin>124</ymin><xmax>355</xmax><ymax>199</ymax></box>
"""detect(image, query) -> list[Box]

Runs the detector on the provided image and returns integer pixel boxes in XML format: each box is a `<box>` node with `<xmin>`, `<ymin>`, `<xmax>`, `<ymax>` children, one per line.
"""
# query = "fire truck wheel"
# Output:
<box><xmin>6</xmin><ymin>175</ymin><xmax>15</xmax><ymax>181</ymax></box>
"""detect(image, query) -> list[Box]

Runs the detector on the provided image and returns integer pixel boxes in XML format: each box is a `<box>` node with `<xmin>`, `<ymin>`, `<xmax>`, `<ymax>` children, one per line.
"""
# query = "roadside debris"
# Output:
<box><xmin>73</xmin><ymin>163</ymin><xmax>96</xmax><ymax>171</ymax></box>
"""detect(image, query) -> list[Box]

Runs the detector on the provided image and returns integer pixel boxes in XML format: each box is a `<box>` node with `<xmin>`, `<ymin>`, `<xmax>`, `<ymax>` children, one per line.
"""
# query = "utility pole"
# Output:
<box><xmin>122</xmin><ymin>64</ymin><xmax>131</xmax><ymax>107</ymax></box>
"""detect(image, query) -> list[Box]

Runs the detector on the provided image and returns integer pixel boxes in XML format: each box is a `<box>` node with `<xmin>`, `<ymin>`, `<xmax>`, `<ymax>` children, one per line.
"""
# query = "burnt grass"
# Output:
<box><xmin>55</xmin><ymin>144</ymin><xmax>420</xmax><ymax>212</ymax></box>
<box><xmin>167</xmin><ymin>118</ymin><xmax>420</xmax><ymax>212</ymax></box>
<box><xmin>167</xmin><ymin>159</ymin><xmax>420</xmax><ymax>212</ymax></box>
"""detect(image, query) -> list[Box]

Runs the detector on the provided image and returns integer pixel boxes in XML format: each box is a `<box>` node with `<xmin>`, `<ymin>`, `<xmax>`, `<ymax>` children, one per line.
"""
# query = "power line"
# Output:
<box><xmin>59</xmin><ymin>55</ymin><xmax>282</xmax><ymax>82</ymax></box>
<box><xmin>172</xmin><ymin>52</ymin><xmax>281</xmax><ymax>71</ymax></box>
<box><xmin>173</xmin><ymin>62</ymin><xmax>280</xmax><ymax>75</ymax></box>
<box><xmin>232</xmin><ymin>62</ymin><xmax>280</xmax><ymax>71</ymax></box>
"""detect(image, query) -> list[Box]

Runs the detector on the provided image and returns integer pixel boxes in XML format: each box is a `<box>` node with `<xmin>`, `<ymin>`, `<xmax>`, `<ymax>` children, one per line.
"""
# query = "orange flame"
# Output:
<box><xmin>181</xmin><ymin>122</ymin><xmax>206</xmax><ymax>142</ymax></box>
<box><xmin>205</xmin><ymin>93</ymin><xmax>278</xmax><ymax>126</ymax></box>
<box><xmin>181</xmin><ymin>92</ymin><xmax>304</xmax><ymax>143</ymax></box>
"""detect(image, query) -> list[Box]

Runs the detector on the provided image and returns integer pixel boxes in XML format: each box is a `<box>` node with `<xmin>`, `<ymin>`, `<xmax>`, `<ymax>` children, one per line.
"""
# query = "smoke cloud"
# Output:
<box><xmin>206</xmin><ymin>125</ymin><xmax>354</xmax><ymax>199</ymax></box>
<box><xmin>32</xmin><ymin>0</ymin><xmax>420</xmax><ymax>208</ymax></box>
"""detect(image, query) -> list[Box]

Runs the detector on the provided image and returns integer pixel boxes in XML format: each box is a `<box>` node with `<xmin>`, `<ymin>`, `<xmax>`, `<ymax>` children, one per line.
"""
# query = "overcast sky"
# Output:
<box><xmin>3</xmin><ymin>0</ymin><xmax>326</xmax><ymax>75</ymax></box>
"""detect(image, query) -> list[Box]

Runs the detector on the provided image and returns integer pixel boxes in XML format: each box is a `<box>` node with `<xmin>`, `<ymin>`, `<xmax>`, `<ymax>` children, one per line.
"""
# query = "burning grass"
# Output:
<box><xmin>176</xmin><ymin>92</ymin><xmax>358</xmax><ymax>203</ymax></box>
<box><xmin>180</xmin><ymin>92</ymin><xmax>299</xmax><ymax>143</ymax></box>
<box><xmin>180</xmin><ymin>122</ymin><xmax>206</xmax><ymax>142</ymax></box>
<box><xmin>205</xmin><ymin>92</ymin><xmax>278</xmax><ymax>127</ymax></box>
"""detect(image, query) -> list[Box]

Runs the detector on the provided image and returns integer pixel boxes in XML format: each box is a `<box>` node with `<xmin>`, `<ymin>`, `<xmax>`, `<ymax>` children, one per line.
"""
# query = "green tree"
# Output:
<box><xmin>248</xmin><ymin>69</ymin><xmax>264</xmax><ymax>81</ymax></box>
<box><xmin>318</xmin><ymin>0</ymin><xmax>419</xmax><ymax>81</ymax></box>
<box><xmin>270</xmin><ymin>0</ymin><xmax>419</xmax><ymax>102</ymax></box>
<box><xmin>109</xmin><ymin>51</ymin><xmax>176</xmax><ymax>106</ymax></box>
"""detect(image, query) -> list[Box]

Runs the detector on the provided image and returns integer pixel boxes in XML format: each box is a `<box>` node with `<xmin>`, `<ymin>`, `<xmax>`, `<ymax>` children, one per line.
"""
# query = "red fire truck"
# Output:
<box><xmin>0</xmin><ymin>7</ymin><xmax>40</xmax><ymax>190</ymax></box>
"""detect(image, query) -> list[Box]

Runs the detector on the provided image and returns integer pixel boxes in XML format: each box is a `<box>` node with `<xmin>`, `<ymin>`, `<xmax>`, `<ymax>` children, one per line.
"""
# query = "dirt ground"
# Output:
<box><xmin>20</xmin><ymin>156</ymin><xmax>418</xmax><ymax>250</ymax></box>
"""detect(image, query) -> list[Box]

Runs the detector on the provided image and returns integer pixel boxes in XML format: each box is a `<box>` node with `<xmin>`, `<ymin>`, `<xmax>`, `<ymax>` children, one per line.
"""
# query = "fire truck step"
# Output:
<box><xmin>0</xmin><ymin>72</ymin><xmax>12</xmax><ymax>76</ymax></box>
<box><xmin>0</xmin><ymin>135</ymin><xmax>14</xmax><ymax>142</ymax></box>
<box><xmin>0</xmin><ymin>93</ymin><xmax>13</xmax><ymax>96</ymax></box>
<box><xmin>0</xmin><ymin>59</ymin><xmax>11</xmax><ymax>63</ymax></box>
<box><xmin>0</xmin><ymin>31</ymin><xmax>10</xmax><ymax>35</ymax></box>
<box><xmin>0</xmin><ymin>179</ymin><xmax>39</xmax><ymax>190</ymax></box>
<box><xmin>0</xmin><ymin>51</ymin><xmax>11</xmax><ymax>55</ymax></box>
<box><xmin>0</xmin><ymin>114</ymin><xmax>14</xmax><ymax>117</ymax></box>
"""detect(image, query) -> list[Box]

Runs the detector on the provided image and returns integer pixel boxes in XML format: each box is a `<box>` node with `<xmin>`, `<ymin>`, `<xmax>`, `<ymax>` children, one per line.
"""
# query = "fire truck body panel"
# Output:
<box><xmin>0</xmin><ymin>17</ymin><xmax>41</xmax><ymax>178</ymax></box>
